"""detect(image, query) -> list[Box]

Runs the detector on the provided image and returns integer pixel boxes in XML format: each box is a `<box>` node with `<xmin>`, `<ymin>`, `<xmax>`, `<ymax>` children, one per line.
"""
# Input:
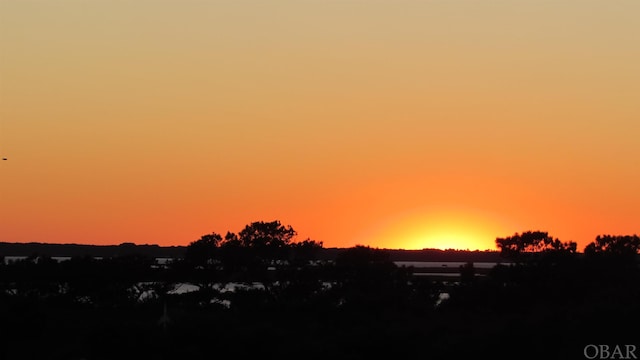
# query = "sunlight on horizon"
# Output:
<box><xmin>359</xmin><ymin>207</ymin><xmax>515</xmax><ymax>251</ymax></box>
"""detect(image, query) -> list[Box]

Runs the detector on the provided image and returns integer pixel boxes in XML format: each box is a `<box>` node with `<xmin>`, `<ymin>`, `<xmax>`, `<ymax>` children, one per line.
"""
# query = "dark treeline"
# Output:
<box><xmin>0</xmin><ymin>242</ymin><xmax>503</xmax><ymax>263</ymax></box>
<box><xmin>1</xmin><ymin>222</ymin><xmax>639</xmax><ymax>360</ymax></box>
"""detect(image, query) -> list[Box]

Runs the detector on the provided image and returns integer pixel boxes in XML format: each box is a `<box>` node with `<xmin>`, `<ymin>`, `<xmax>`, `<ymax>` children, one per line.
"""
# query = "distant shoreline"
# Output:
<box><xmin>0</xmin><ymin>241</ymin><xmax>505</xmax><ymax>262</ymax></box>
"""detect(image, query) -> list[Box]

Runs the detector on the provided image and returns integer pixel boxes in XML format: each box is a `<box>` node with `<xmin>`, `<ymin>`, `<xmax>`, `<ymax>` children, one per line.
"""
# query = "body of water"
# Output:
<box><xmin>3</xmin><ymin>256</ymin><xmax>72</xmax><ymax>264</ymax></box>
<box><xmin>394</xmin><ymin>261</ymin><xmax>510</xmax><ymax>269</ymax></box>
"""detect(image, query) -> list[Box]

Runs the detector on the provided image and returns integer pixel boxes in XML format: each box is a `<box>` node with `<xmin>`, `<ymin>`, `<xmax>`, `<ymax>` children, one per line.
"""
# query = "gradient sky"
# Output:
<box><xmin>1</xmin><ymin>0</ymin><xmax>639</xmax><ymax>251</ymax></box>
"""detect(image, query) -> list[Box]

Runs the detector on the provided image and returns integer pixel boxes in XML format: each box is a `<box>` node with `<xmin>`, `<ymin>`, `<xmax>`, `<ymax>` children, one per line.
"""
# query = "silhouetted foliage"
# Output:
<box><xmin>496</xmin><ymin>231</ymin><xmax>576</xmax><ymax>263</ymax></box>
<box><xmin>289</xmin><ymin>238</ymin><xmax>323</xmax><ymax>266</ymax></box>
<box><xmin>218</xmin><ymin>231</ymin><xmax>249</xmax><ymax>275</ymax></box>
<box><xmin>238</xmin><ymin>220</ymin><xmax>296</xmax><ymax>261</ymax></box>
<box><xmin>334</xmin><ymin>245</ymin><xmax>391</xmax><ymax>267</ymax></box>
<box><xmin>584</xmin><ymin>234</ymin><xmax>640</xmax><ymax>259</ymax></box>
<box><xmin>184</xmin><ymin>233</ymin><xmax>221</xmax><ymax>267</ymax></box>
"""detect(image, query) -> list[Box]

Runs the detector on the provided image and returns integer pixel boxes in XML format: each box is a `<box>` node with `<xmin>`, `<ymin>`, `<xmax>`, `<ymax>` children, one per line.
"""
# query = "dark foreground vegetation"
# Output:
<box><xmin>1</xmin><ymin>221</ymin><xmax>639</xmax><ymax>360</ymax></box>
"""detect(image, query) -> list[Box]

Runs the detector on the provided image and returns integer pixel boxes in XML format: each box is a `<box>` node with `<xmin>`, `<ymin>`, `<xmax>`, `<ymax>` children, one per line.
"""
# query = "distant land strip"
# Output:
<box><xmin>0</xmin><ymin>242</ymin><xmax>507</xmax><ymax>262</ymax></box>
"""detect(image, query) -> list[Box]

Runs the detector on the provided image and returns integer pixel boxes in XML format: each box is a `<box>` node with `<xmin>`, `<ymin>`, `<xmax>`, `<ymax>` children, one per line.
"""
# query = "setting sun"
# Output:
<box><xmin>357</xmin><ymin>207</ymin><xmax>514</xmax><ymax>250</ymax></box>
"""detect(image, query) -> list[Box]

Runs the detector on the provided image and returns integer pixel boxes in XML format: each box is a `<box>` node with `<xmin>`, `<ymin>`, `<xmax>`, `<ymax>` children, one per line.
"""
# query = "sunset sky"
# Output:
<box><xmin>1</xmin><ymin>0</ymin><xmax>639</xmax><ymax>251</ymax></box>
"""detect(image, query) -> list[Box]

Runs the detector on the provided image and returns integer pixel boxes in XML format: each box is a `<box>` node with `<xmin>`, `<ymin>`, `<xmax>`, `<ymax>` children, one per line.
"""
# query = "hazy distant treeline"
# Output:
<box><xmin>0</xmin><ymin>241</ymin><xmax>186</xmax><ymax>259</ymax></box>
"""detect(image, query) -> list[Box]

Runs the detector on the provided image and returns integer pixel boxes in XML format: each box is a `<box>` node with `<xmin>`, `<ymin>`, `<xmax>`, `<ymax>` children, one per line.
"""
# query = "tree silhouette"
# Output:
<box><xmin>496</xmin><ymin>231</ymin><xmax>576</xmax><ymax>263</ymax></box>
<box><xmin>584</xmin><ymin>235</ymin><xmax>640</xmax><ymax>267</ymax></box>
<box><xmin>185</xmin><ymin>233</ymin><xmax>222</xmax><ymax>267</ymax></box>
<box><xmin>334</xmin><ymin>245</ymin><xmax>391</xmax><ymax>267</ymax></box>
<box><xmin>238</xmin><ymin>220</ymin><xmax>296</xmax><ymax>262</ymax></box>
<box><xmin>218</xmin><ymin>231</ymin><xmax>250</xmax><ymax>276</ymax></box>
<box><xmin>290</xmin><ymin>239</ymin><xmax>323</xmax><ymax>266</ymax></box>
<box><xmin>584</xmin><ymin>234</ymin><xmax>640</xmax><ymax>257</ymax></box>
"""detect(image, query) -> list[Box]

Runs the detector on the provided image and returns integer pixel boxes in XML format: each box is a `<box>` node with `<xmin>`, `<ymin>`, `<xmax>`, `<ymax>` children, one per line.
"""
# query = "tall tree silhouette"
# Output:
<box><xmin>238</xmin><ymin>220</ymin><xmax>296</xmax><ymax>262</ymax></box>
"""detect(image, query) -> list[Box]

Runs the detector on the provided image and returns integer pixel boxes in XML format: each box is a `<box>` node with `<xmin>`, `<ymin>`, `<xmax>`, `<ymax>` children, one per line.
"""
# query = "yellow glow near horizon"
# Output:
<box><xmin>360</xmin><ymin>208</ymin><xmax>514</xmax><ymax>251</ymax></box>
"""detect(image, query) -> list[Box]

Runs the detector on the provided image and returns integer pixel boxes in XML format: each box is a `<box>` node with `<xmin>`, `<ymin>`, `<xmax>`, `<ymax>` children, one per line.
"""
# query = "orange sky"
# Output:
<box><xmin>1</xmin><ymin>0</ymin><xmax>639</xmax><ymax>251</ymax></box>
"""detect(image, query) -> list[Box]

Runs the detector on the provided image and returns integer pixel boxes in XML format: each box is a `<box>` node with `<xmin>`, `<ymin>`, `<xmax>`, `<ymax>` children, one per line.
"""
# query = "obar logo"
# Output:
<box><xmin>584</xmin><ymin>345</ymin><xmax>637</xmax><ymax>359</ymax></box>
